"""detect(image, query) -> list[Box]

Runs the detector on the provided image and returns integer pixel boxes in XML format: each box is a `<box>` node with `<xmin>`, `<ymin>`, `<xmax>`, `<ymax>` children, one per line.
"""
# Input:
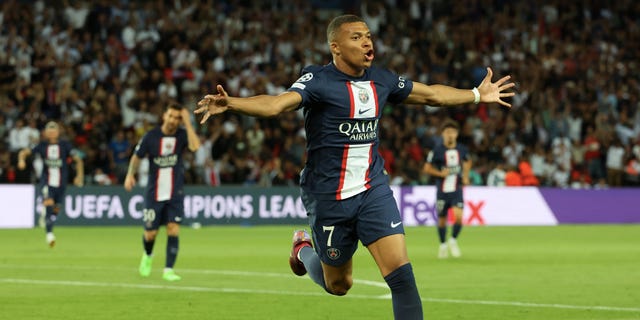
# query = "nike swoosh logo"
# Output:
<box><xmin>390</xmin><ymin>221</ymin><xmax>402</xmax><ymax>228</ymax></box>
<box><xmin>358</xmin><ymin>108</ymin><xmax>372</xmax><ymax>115</ymax></box>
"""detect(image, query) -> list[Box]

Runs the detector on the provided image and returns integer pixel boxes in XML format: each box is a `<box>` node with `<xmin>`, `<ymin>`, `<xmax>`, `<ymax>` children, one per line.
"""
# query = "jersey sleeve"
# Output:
<box><xmin>286</xmin><ymin>65</ymin><xmax>323</xmax><ymax>109</ymax></box>
<box><xmin>134</xmin><ymin>133</ymin><xmax>149</xmax><ymax>158</ymax></box>
<box><xmin>379</xmin><ymin>68</ymin><xmax>413</xmax><ymax>104</ymax></box>
<box><xmin>31</xmin><ymin>143</ymin><xmax>44</xmax><ymax>157</ymax></box>
<box><xmin>426</xmin><ymin>150</ymin><xmax>435</xmax><ymax>164</ymax></box>
<box><xmin>461</xmin><ymin>145</ymin><xmax>470</xmax><ymax>161</ymax></box>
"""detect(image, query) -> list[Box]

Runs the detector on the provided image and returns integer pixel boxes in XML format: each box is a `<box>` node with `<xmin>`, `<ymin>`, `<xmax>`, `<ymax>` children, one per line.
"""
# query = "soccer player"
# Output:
<box><xmin>17</xmin><ymin>121</ymin><xmax>84</xmax><ymax>248</ymax></box>
<box><xmin>124</xmin><ymin>104</ymin><xmax>200</xmax><ymax>281</ymax></box>
<box><xmin>195</xmin><ymin>15</ymin><xmax>513</xmax><ymax>319</ymax></box>
<box><xmin>423</xmin><ymin>119</ymin><xmax>471</xmax><ymax>259</ymax></box>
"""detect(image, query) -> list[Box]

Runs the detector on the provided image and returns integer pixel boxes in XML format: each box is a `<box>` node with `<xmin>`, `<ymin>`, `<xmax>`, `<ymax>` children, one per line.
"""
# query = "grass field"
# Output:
<box><xmin>1</xmin><ymin>224</ymin><xmax>639</xmax><ymax>320</ymax></box>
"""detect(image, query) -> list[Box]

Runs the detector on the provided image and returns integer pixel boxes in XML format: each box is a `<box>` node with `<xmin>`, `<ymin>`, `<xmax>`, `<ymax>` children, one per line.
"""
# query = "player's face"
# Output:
<box><xmin>442</xmin><ymin>127</ymin><xmax>458</xmax><ymax>147</ymax></box>
<box><xmin>332</xmin><ymin>22</ymin><xmax>374</xmax><ymax>76</ymax></box>
<box><xmin>162</xmin><ymin>108</ymin><xmax>182</xmax><ymax>134</ymax></box>
<box><xmin>44</xmin><ymin>127</ymin><xmax>60</xmax><ymax>142</ymax></box>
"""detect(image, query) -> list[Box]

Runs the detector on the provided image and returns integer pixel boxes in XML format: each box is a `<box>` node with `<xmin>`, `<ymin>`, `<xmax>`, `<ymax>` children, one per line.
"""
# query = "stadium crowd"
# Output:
<box><xmin>1</xmin><ymin>0</ymin><xmax>639</xmax><ymax>189</ymax></box>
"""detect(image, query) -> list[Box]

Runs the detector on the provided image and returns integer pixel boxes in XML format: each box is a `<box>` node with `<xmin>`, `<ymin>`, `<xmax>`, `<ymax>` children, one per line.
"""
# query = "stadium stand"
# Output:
<box><xmin>1</xmin><ymin>0</ymin><xmax>639</xmax><ymax>188</ymax></box>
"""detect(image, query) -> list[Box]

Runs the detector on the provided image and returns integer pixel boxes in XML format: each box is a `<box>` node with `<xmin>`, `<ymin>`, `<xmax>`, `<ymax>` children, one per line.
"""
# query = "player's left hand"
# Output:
<box><xmin>195</xmin><ymin>85</ymin><xmax>230</xmax><ymax>124</ymax></box>
<box><xmin>477</xmin><ymin>67</ymin><xmax>515</xmax><ymax>108</ymax></box>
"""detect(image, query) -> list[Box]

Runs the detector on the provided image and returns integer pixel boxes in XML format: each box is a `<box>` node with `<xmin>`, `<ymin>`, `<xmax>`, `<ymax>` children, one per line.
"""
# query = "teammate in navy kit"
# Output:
<box><xmin>196</xmin><ymin>15</ymin><xmax>514</xmax><ymax>319</ymax></box>
<box><xmin>17</xmin><ymin>121</ymin><xmax>84</xmax><ymax>248</ymax></box>
<box><xmin>124</xmin><ymin>104</ymin><xmax>200</xmax><ymax>281</ymax></box>
<box><xmin>423</xmin><ymin>119</ymin><xmax>471</xmax><ymax>259</ymax></box>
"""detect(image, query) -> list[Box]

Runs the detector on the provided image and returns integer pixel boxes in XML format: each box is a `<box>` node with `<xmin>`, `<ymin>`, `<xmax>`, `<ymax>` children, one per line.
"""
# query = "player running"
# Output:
<box><xmin>196</xmin><ymin>14</ymin><xmax>513</xmax><ymax>319</ymax></box>
<box><xmin>17</xmin><ymin>121</ymin><xmax>84</xmax><ymax>248</ymax></box>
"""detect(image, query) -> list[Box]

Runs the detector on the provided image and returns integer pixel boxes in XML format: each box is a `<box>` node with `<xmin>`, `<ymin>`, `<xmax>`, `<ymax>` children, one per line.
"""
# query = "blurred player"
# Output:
<box><xmin>196</xmin><ymin>15</ymin><xmax>513</xmax><ymax>319</ymax></box>
<box><xmin>124</xmin><ymin>104</ymin><xmax>200</xmax><ymax>281</ymax></box>
<box><xmin>17</xmin><ymin>121</ymin><xmax>84</xmax><ymax>248</ymax></box>
<box><xmin>423</xmin><ymin>119</ymin><xmax>471</xmax><ymax>258</ymax></box>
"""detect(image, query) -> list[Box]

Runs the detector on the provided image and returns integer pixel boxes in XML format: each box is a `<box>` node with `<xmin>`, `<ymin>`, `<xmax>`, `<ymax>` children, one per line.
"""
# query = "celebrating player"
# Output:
<box><xmin>17</xmin><ymin>121</ymin><xmax>84</xmax><ymax>248</ymax></box>
<box><xmin>125</xmin><ymin>103</ymin><xmax>201</xmax><ymax>281</ymax></box>
<box><xmin>196</xmin><ymin>15</ymin><xmax>513</xmax><ymax>319</ymax></box>
<box><xmin>423</xmin><ymin>119</ymin><xmax>471</xmax><ymax>258</ymax></box>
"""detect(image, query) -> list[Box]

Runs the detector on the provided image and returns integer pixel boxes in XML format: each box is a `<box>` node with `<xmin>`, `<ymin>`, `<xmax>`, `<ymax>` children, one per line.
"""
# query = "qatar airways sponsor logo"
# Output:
<box><xmin>44</xmin><ymin>158</ymin><xmax>63</xmax><ymax>168</ymax></box>
<box><xmin>338</xmin><ymin>119</ymin><xmax>379</xmax><ymax>141</ymax></box>
<box><xmin>153</xmin><ymin>154</ymin><xmax>178</xmax><ymax>167</ymax></box>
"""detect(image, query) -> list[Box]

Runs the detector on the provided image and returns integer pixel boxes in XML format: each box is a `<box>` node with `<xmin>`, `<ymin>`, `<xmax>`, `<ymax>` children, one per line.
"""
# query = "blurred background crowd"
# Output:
<box><xmin>1</xmin><ymin>0</ymin><xmax>639</xmax><ymax>189</ymax></box>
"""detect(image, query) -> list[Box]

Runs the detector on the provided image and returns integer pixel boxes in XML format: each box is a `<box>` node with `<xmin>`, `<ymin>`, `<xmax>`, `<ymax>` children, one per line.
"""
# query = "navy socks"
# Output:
<box><xmin>166</xmin><ymin>236</ymin><xmax>179</xmax><ymax>268</ymax></box>
<box><xmin>437</xmin><ymin>226</ymin><xmax>447</xmax><ymax>243</ymax></box>
<box><xmin>142</xmin><ymin>235</ymin><xmax>155</xmax><ymax>255</ymax></box>
<box><xmin>384</xmin><ymin>263</ymin><xmax>423</xmax><ymax>320</ymax></box>
<box><xmin>452</xmin><ymin>223</ymin><xmax>462</xmax><ymax>239</ymax></box>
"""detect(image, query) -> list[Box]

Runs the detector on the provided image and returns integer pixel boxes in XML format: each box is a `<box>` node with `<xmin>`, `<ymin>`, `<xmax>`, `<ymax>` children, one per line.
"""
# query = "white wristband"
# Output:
<box><xmin>472</xmin><ymin>87</ymin><xmax>480</xmax><ymax>104</ymax></box>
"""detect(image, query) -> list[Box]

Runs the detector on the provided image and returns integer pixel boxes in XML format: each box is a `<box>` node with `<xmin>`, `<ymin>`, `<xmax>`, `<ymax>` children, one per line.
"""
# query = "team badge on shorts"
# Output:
<box><xmin>327</xmin><ymin>248</ymin><xmax>341</xmax><ymax>260</ymax></box>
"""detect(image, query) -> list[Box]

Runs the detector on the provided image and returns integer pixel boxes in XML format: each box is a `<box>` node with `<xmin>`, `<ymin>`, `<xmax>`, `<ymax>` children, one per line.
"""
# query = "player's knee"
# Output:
<box><xmin>144</xmin><ymin>230</ymin><xmax>158</xmax><ymax>241</ymax></box>
<box><xmin>325</xmin><ymin>277</ymin><xmax>352</xmax><ymax>296</ymax></box>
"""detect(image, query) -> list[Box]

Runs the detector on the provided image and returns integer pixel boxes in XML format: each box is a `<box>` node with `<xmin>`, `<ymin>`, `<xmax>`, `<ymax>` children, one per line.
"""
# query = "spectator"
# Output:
<box><xmin>486</xmin><ymin>162</ymin><xmax>506</xmax><ymax>187</ymax></box>
<box><xmin>583</xmin><ymin>126</ymin><xmax>603</xmax><ymax>182</ymax></box>
<box><xmin>504</xmin><ymin>165</ymin><xmax>522</xmax><ymax>186</ymax></box>
<box><xmin>8</xmin><ymin>119</ymin><xmax>30</xmax><ymax>153</ymax></box>
<box><xmin>2</xmin><ymin>1</ymin><xmax>640</xmax><ymax>188</ymax></box>
<box><xmin>606</xmin><ymin>138</ymin><xmax>626</xmax><ymax>187</ymax></box>
<box><xmin>518</xmin><ymin>155</ymin><xmax>540</xmax><ymax>186</ymax></box>
<box><xmin>502</xmin><ymin>137</ymin><xmax>523</xmax><ymax>168</ymax></box>
<box><xmin>108</xmin><ymin>129</ymin><xmax>132</xmax><ymax>184</ymax></box>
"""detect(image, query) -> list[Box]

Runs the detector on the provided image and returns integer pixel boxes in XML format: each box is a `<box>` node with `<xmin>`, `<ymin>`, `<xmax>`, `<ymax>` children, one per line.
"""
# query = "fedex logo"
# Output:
<box><xmin>395</xmin><ymin>186</ymin><xmax>486</xmax><ymax>226</ymax></box>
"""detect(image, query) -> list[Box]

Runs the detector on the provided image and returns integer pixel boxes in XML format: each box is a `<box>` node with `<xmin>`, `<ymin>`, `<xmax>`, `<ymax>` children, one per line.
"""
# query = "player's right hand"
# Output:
<box><xmin>124</xmin><ymin>174</ymin><xmax>136</xmax><ymax>191</ymax></box>
<box><xmin>195</xmin><ymin>84</ymin><xmax>230</xmax><ymax>124</ymax></box>
<box><xmin>17</xmin><ymin>159</ymin><xmax>26</xmax><ymax>170</ymax></box>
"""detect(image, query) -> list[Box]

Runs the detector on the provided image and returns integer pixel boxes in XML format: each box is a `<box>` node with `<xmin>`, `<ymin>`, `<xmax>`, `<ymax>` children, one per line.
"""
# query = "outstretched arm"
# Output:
<box><xmin>195</xmin><ymin>85</ymin><xmax>302</xmax><ymax>124</ymax></box>
<box><xmin>404</xmin><ymin>67</ymin><xmax>515</xmax><ymax>107</ymax></box>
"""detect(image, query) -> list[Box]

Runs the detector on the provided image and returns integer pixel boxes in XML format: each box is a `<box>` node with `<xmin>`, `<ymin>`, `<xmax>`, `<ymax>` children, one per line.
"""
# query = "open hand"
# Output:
<box><xmin>195</xmin><ymin>84</ymin><xmax>230</xmax><ymax>124</ymax></box>
<box><xmin>477</xmin><ymin>67</ymin><xmax>516</xmax><ymax>108</ymax></box>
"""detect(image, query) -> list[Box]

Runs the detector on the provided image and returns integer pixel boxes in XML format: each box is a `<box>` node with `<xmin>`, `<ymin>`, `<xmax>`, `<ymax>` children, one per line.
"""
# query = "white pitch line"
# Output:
<box><xmin>0</xmin><ymin>278</ymin><xmax>378</xmax><ymax>300</ymax></box>
<box><xmin>1</xmin><ymin>277</ymin><xmax>639</xmax><ymax>313</ymax></box>
<box><xmin>421</xmin><ymin>297</ymin><xmax>640</xmax><ymax>313</ymax></box>
<box><xmin>0</xmin><ymin>264</ymin><xmax>389</xmax><ymax>288</ymax></box>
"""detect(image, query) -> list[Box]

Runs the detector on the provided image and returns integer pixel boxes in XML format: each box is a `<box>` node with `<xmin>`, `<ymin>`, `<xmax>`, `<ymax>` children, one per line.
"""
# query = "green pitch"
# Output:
<box><xmin>1</xmin><ymin>225</ymin><xmax>639</xmax><ymax>320</ymax></box>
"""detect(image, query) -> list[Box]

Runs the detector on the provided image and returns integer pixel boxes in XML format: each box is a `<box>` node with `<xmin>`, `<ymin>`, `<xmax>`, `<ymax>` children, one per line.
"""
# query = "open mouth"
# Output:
<box><xmin>365</xmin><ymin>49</ymin><xmax>374</xmax><ymax>61</ymax></box>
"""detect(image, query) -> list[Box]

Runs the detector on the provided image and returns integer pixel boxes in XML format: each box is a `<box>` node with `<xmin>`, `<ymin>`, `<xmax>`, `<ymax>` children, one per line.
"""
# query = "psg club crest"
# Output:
<box><xmin>358</xmin><ymin>89</ymin><xmax>369</xmax><ymax>104</ymax></box>
<box><xmin>327</xmin><ymin>248</ymin><xmax>341</xmax><ymax>260</ymax></box>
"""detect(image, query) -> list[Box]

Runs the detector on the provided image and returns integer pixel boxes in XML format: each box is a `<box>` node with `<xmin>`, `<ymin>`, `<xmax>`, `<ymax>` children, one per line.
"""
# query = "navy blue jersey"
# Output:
<box><xmin>134</xmin><ymin>127</ymin><xmax>188</xmax><ymax>202</ymax></box>
<box><xmin>287</xmin><ymin>63</ymin><xmax>413</xmax><ymax>200</ymax></box>
<box><xmin>426</xmin><ymin>143</ymin><xmax>469</xmax><ymax>194</ymax></box>
<box><xmin>32</xmin><ymin>140</ymin><xmax>74</xmax><ymax>188</ymax></box>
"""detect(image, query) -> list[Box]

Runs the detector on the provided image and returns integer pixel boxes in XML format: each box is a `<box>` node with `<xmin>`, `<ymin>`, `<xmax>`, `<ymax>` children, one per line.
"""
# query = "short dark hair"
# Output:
<box><xmin>440</xmin><ymin>119</ymin><xmax>460</xmax><ymax>132</ymax></box>
<box><xmin>327</xmin><ymin>15</ymin><xmax>365</xmax><ymax>43</ymax></box>
<box><xmin>166</xmin><ymin>103</ymin><xmax>184</xmax><ymax>112</ymax></box>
